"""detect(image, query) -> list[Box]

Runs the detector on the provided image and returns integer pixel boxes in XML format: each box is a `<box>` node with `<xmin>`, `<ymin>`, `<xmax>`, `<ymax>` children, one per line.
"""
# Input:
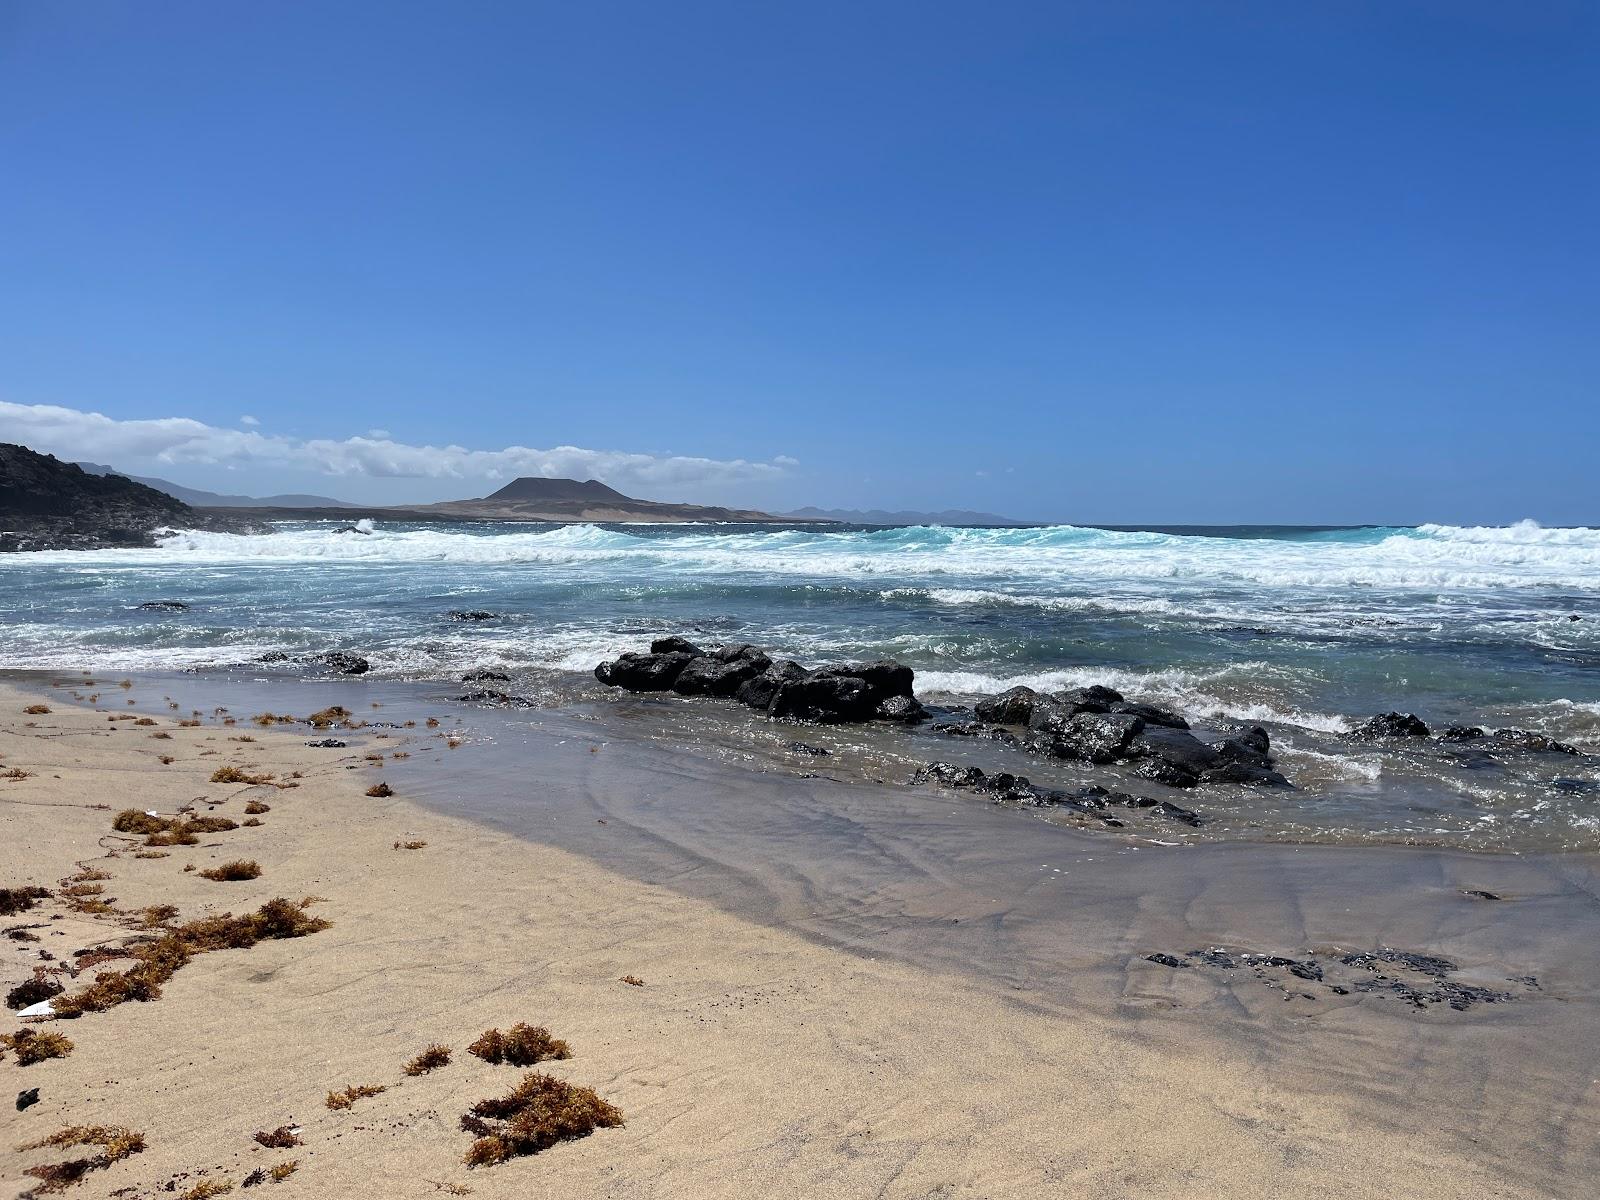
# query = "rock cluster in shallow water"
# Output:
<box><xmin>594</xmin><ymin>638</ymin><xmax>928</xmax><ymax>725</ymax></box>
<box><xmin>910</xmin><ymin>761</ymin><xmax>1202</xmax><ymax>827</ymax></box>
<box><xmin>956</xmin><ymin>683</ymin><xmax>1288</xmax><ymax>790</ymax></box>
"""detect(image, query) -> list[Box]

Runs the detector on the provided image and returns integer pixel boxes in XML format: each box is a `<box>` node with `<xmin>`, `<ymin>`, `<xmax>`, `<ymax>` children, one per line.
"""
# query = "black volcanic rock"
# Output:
<box><xmin>735</xmin><ymin>660</ymin><xmax>807</xmax><ymax>710</ymax></box>
<box><xmin>768</xmin><ymin>671</ymin><xmax>878</xmax><ymax>723</ymax></box>
<box><xmin>974</xmin><ymin>686</ymin><xmax>1038</xmax><ymax>726</ymax></box>
<box><xmin>446</xmin><ymin>610</ymin><xmax>499</xmax><ymax>622</ymax></box>
<box><xmin>0</xmin><ymin>443</ymin><xmax>207</xmax><ymax>551</ymax></box>
<box><xmin>1347</xmin><ymin>712</ymin><xmax>1431</xmax><ymax>741</ymax></box>
<box><xmin>1112</xmin><ymin>701</ymin><xmax>1189</xmax><ymax>729</ymax></box>
<box><xmin>651</xmin><ymin>636</ymin><xmax>706</xmax><ymax>657</ymax></box>
<box><xmin>595</xmin><ymin>650</ymin><xmax>695</xmax><ymax>691</ymax></box>
<box><xmin>671</xmin><ymin>654</ymin><xmax>765</xmax><ymax>698</ymax></box>
<box><xmin>138</xmin><ymin>600</ymin><xmax>191</xmax><ymax>611</ymax></box>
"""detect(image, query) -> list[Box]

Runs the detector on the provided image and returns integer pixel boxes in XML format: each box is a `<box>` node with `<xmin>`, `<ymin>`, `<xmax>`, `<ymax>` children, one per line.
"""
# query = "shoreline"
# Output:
<box><xmin>3</xmin><ymin>674</ymin><xmax>1598</xmax><ymax>1197</ymax></box>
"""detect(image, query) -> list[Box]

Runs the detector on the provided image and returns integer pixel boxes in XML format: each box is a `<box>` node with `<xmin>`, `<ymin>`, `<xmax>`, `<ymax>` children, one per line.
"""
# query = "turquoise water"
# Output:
<box><xmin>5</xmin><ymin>518</ymin><xmax>1599</xmax><ymax>849</ymax></box>
<box><xmin>2</xmin><ymin>519</ymin><xmax>1596</xmax><ymax>738</ymax></box>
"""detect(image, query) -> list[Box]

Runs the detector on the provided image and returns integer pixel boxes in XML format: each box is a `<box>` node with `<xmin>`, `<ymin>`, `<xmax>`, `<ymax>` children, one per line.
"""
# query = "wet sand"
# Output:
<box><xmin>3</xmin><ymin>672</ymin><xmax>1597</xmax><ymax>1197</ymax></box>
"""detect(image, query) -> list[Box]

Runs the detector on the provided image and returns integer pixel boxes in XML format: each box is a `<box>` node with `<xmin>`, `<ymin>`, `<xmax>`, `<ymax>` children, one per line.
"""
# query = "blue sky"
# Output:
<box><xmin>1</xmin><ymin>1</ymin><xmax>1595</xmax><ymax>523</ymax></box>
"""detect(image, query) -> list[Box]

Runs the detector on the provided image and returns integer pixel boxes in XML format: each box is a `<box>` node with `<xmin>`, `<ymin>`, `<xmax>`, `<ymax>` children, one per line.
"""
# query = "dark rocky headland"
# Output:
<box><xmin>0</xmin><ymin>443</ymin><xmax>248</xmax><ymax>551</ymax></box>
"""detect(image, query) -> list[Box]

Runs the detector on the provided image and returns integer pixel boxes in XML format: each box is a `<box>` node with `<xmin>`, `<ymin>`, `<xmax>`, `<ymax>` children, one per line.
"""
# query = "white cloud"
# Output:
<box><xmin>0</xmin><ymin>401</ymin><xmax>794</xmax><ymax>489</ymax></box>
<box><xmin>239</xmin><ymin>415</ymin><xmax>260</xmax><ymax>426</ymax></box>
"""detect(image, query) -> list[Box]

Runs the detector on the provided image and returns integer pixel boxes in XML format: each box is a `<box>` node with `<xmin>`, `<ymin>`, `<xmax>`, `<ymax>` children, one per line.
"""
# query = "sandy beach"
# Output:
<box><xmin>2</xmin><ymin>675</ymin><xmax>1594</xmax><ymax>1199</ymax></box>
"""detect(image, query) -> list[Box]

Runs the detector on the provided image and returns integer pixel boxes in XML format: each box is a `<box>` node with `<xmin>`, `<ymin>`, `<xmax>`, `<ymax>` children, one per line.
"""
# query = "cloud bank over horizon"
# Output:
<box><xmin>0</xmin><ymin>401</ymin><xmax>796</xmax><ymax>496</ymax></box>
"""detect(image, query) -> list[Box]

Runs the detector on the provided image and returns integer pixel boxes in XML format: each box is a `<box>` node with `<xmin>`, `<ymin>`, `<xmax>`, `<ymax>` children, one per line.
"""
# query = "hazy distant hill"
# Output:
<box><xmin>785</xmin><ymin>506</ymin><xmax>1029</xmax><ymax>527</ymax></box>
<box><xmin>75</xmin><ymin>462</ymin><xmax>360</xmax><ymax>509</ymax></box>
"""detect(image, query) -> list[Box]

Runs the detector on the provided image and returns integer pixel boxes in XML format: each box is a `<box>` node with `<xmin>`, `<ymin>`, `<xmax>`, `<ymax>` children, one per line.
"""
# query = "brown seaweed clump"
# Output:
<box><xmin>17</xmin><ymin>1125</ymin><xmax>145</xmax><ymax>1193</ymax></box>
<box><xmin>243</xmin><ymin>800</ymin><xmax>271</xmax><ymax>815</ymax></box>
<box><xmin>24</xmin><ymin>704</ymin><xmax>51</xmax><ymax>715</ymax></box>
<box><xmin>211</xmin><ymin>766</ymin><xmax>274</xmax><ymax>785</ymax></box>
<box><xmin>6</xmin><ymin>975</ymin><xmax>65</xmax><ymax>1009</ymax></box>
<box><xmin>52</xmin><ymin>899</ymin><xmax>329</xmax><ymax>1018</ymax></box>
<box><xmin>325</xmin><ymin>1083</ymin><xmax>387</xmax><ymax>1110</ymax></box>
<box><xmin>394</xmin><ymin>840</ymin><xmax>427</xmax><ymax>850</ymax></box>
<box><xmin>181</xmin><ymin>1179</ymin><xmax>236</xmax><ymax>1198</ymax></box>
<box><xmin>366</xmin><ymin>782</ymin><xmax>394</xmax><ymax>798</ymax></box>
<box><xmin>252</xmin><ymin>1126</ymin><xmax>302</xmax><ymax>1149</ymax></box>
<box><xmin>403</xmin><ymin>1043</ymin><xmax>452</xmax><ymax>1076</ymax></box>
<box><xmin>307</xmin><ymin>706</ymin><xmax>351</xmax><ymax>728</ymax></box>
<box><xmin>1</xmin><ymin>1028</ymin><xmax>74</xmax><ymax>1065</ymax></box>
<box><xmin>199</xmin><ymin>860</ymin><xmax>261</xmax><ymax>882</ymax></box>
<box><xmin>112</xmin><ymin>809</ymin><xmax>168</xmax><ymax>835</ymax></box>
<box><xmin>459</xmin><ymin>1073</ymin><xmax>622</xmax><ymax>1166</ymax></box>
<box><xmin>467</xmin><ymin>1024</ymin><xmax>570</xmax><ymax>1067</ymax></box>
<box><xmin>0</xmin><ymin>884</ymin><xmax>49</xmax><ymax>916</ymax></box>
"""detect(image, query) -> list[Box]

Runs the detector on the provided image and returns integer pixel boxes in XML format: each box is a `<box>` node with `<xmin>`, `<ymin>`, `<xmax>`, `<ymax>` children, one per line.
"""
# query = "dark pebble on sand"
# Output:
<box><xmin>1145</xmin><ymin>953</ymin><xmax>1189</xmax><ymax>968</ymax></box>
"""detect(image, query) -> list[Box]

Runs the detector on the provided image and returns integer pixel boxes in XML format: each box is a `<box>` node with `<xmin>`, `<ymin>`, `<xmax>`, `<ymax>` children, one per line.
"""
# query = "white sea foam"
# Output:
<box><xmin>5</xmin><ymin>519</ymin><xmax>1597</xmax><ymax>591</ymax></box>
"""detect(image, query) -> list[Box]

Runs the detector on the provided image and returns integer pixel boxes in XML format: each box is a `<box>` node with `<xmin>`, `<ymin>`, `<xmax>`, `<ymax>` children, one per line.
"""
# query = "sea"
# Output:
<box><xmin>3</xmin><ymin>518</ymin><xmax>1598</xmax><ymax>850</ymax></box>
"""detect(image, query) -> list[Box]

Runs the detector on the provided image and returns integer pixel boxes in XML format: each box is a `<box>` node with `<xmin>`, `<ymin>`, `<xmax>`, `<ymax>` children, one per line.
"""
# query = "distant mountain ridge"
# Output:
<box><xmin>74</xmin><ymin>462</ymin><xmax>361</xmax><ymax>509</ymax></box>
<box><xmin>785</xmin><ymin>506</ymin><xmax>1030</xmax><ymax>527</ymax></box>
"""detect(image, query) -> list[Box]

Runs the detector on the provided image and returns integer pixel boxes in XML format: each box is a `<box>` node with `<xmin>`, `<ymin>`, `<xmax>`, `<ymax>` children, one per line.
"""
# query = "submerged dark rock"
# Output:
<box><xmin>1490</xmin><ymin>728</ymin><xmax>1579</xmax><ymax>755</ymax></box>
<box><xmin>461</xmin><ymin>669</ymin><xmax>511</xmax><ymax>683</ymax></box>
<box><xmin>1438</xmin><ymin>724</ymin><xmax>1486</xmax><ymax>742</ymax></box>
<box><xmin>138</xmin><ymin>600</ymin><xmax>190</xmax><ymax>612</ymax></box>
<box><xmin>911</xmin><ymin>761</ymin><xmax>1201</xmax><ymax>826</ymax></box>
<box><xmin>1347</xmin><ymin>711</ymin><xmax>1431</xmax><ymax>741</ymax></box>
<box><xmin>1151</xmin><ymin>943</ymin><xmax>1526</xmax><ymax>1012</ymax></box>
<box><xmin>787</xmin><ymin>741</ymin><xmax>830</xmax><ymax>756</ymax></box>
<box><xmin>456</xmin><ymin>689</ymin><xmax>536</xmax><ymax>707</ymax></box>
<box><xmin>446</xmin><ymin>609</ymin><xmax>499</xmax><ymax>622</ymax></box>
<box><xmin>257</xmin><ymin>649</ymin><xmax>370</xmax><ymax>675</ymax></box>
<box><xmin>1202</xmin><ymin>760</ymin><xmax>1292</xmax><ymax>788</ymax></box>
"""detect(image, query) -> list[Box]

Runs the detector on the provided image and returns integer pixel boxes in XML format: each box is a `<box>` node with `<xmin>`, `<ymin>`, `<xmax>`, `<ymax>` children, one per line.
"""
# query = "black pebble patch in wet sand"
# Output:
<box><xmin>1144</xmin><ymin>944</ymin><xmax>1539</xmax><ymax>1012</ymax></box>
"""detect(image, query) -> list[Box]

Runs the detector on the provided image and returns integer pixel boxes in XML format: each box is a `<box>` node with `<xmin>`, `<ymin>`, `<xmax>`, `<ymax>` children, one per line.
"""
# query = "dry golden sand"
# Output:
<box><xmin>0</xmin><ymin>680</ymin><xmax>1548</xmax><ymax>1198</ymax></box>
